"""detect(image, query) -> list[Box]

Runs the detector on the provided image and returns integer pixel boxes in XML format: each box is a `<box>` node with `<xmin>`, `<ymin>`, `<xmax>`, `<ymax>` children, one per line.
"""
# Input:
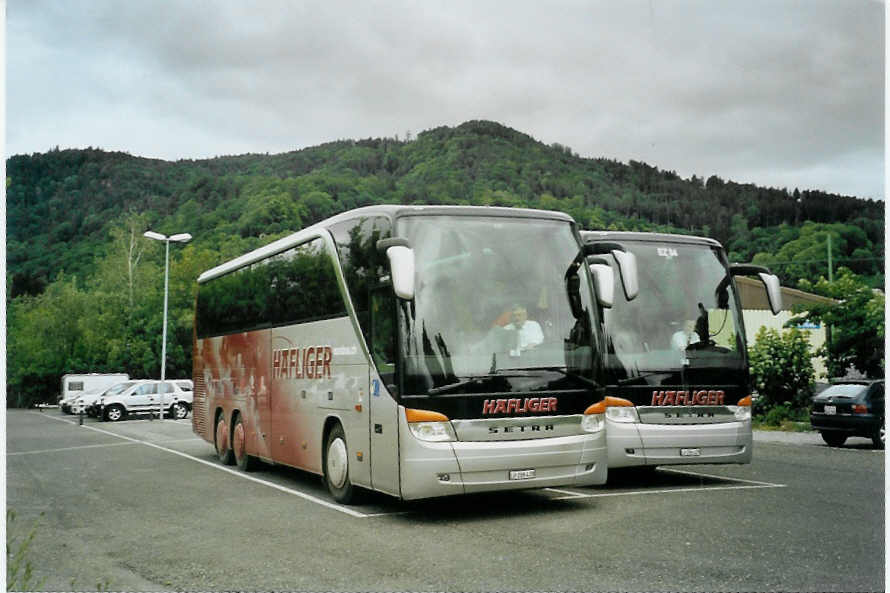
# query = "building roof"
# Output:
<box><xmin>735</xmin><ymin>275</ymin><xmax>835</xmax><ymax>311</ymax></box>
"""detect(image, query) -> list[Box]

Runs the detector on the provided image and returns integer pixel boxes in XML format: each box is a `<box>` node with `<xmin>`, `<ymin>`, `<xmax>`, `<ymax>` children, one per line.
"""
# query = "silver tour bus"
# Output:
<box><xmin>580</xmin><ymin>230</ymin><xmax>781</xmax><ymax>474</ymax></box>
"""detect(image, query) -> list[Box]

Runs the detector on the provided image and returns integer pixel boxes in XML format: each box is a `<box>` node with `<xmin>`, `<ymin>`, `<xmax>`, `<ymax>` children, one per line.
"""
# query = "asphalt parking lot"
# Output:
<box><xmin>6</xmin><ymin>409</ymin><xmax>884</xmax><ymax>592</ymax></box>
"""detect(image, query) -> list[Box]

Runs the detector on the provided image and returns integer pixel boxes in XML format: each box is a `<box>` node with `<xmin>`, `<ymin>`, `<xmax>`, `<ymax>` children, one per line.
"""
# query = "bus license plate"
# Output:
<box><xmin>680</xmin><ymin>448</ymin><xmax>701</xmax><ymax>457</ymax></box>
<box><xmin>824</xmin><ymin>405</ymin><xmax>836</xmax><ymax>415</ymax></box>
<box><xmin>509</xmin><ymin>469</ymin><xmax>536</xmax><ymax>480</ymax></box>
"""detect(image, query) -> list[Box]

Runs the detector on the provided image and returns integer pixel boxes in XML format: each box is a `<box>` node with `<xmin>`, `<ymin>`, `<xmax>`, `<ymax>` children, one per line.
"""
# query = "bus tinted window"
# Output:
<box><xmin>196</xmin><ymin>238</ymin><xmax>347</xmax><ymax>338</ymax></box>
<box><xmin>329</xmin><ymin>216</ymin><xmax>392</xmax><ymax>344</ymax></box>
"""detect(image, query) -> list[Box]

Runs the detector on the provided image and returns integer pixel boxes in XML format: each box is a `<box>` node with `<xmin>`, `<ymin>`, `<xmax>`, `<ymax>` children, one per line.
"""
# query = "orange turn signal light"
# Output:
<box><xmin>405</xmin><ymin>408</ymin><xmax>450</xmax><ymax>423</ymax></box>
<box><xmin>584</xmin><ymin>396</ymin><xmax>634</xmax><ymax>415</ymax></box>
<box><xmin>737</xmin><ymin>395</ymin><xmax>752</xmax><ymax>407</ymax></box>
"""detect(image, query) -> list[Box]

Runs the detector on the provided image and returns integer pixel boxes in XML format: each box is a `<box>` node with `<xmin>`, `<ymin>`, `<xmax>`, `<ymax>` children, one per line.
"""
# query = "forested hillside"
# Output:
<box><xmin>6</xmin><ymin>120</ymin><xmax>884</xmax><ymax>405</ymax></box>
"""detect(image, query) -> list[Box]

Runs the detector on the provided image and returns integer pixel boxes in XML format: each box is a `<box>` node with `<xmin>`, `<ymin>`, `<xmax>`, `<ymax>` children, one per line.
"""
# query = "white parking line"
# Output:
<box><xmin>8</xmin><ymin>441</ymin><xmax>138</xmax><ymax>456</ymax></box>
<box><xmin>659</xmin><ymin>467</ymin><xmax>786</xmax><ymax>487</ymax></box>
<box><xmin>29</xmin><ymin>412</ymin><xmax>383</xmax><ymax>519</ymax></box>
<box><xmin>544</xmin><ymin>467</ymin><xmax>785</xmax><ymax>501</ymax></box>
<box><xmin>547</xmin><ymin>482</ymin><xmax>785</xmax><ymax>501</ymax></box>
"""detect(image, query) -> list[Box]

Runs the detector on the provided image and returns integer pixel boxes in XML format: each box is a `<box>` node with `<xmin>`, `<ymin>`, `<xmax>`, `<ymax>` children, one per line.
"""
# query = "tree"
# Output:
<box><xmin>749</xmin><ymin>326</ymin><xmax>815</xmax><ymax>409</ymax></box>
<box><xmin>792</xmin><ymin>268</ymin><xmax>884</xmax><ymax>378</ymax></box>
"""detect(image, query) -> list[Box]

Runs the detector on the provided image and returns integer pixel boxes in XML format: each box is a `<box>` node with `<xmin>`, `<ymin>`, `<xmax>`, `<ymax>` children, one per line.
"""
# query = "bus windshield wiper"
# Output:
<box><xmin>427</xmin><ymin>377</ymin><xmax>486</xmax><ymax>396</ymax></box>
<box><xmin>617</xmin><ymin>372</ymin><xmax>671</xmax><ymax>386</ymax></box>
<box><xmin>535</xmin><ymin>367</ymin><xmax>597</xmax><ymax>389</ymax></box>
<box><xmin>427</xmin><ymin>372</ymin><xmax>531</xmax><ymax>396</ymax></box>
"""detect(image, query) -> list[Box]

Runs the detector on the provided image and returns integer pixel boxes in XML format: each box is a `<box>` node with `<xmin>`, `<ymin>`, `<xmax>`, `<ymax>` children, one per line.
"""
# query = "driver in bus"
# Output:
<box><xmin>503</xmin><ymin>304</ymin><xmax>544</xmax><ymax>352</ymax></box>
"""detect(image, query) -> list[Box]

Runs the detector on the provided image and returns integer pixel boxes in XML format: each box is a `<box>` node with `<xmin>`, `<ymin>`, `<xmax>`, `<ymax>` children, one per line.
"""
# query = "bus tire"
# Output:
<box><xmin>323</xmin><ymin>423</ymin><xmax>358</xmax><ymax>504</ymax></box>
<box><xmin>233</xmin><ymin>414</ymin><xmax>258</xmax><ymax>472</ymax></box>
<box><xmin>215</xmin><ymin>414</ymin><xmax>235</xmax><ymax>465</ymax></box>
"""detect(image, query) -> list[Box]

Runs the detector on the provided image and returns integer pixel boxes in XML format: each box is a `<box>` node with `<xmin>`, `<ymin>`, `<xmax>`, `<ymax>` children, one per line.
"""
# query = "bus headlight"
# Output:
<box><xmin>606</xmin><ymin>406</ymin><xmax>640</xmax><ymax>423</ymax></box>
<box><xmin>405</xmin><ymin>408</ymin><xmax>456</xmax><ymax>442</ymax></box>
<box><xmin>731</xmin><ymin>395</ymin><xmax>752</xmax><ymax>421</ymax></box>
<box><xmin>581</xmin><ymin>413</ymin><xmax>605</xmax><ymax>433</ymax></box>
<box><xmin>408</xmin><ymin>421</ymin><xmax>457</xmax><ymax>442</ymax></box>
<box><xmin>729</xmin><ymin>406</ymin><xmax>751</xmax><ymax>421</ymax></box>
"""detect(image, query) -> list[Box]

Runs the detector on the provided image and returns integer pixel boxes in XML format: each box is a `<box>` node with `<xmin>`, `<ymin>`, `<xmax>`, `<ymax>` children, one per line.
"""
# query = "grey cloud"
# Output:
<box><xmin>7</xmin><ymin>0</ymin><xmax>884</xmax><ymax>199</ymax></box>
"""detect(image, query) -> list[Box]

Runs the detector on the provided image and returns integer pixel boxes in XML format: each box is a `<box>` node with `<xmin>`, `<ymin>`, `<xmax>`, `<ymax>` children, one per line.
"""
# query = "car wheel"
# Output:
<box><xmin>105</xmin><ymin>405</ymin><xmax>125</xmax><ymax>422</ymax></box>
<box><xmin>214</xmin><ymin>415</ymin><xmax>235</xmax><ymax>465</ymax></box>
<box><xmin>821</xmin><ymin>431</ymin><xmax>847</xmax><ymax>447</ymax></box>
<box><xmin>172</xmin><ymin>402</ymin><xmax>189</xmax><ymax>420</ymax></box>
<box><xmin>232</xmin><ymin>414</ymin><xmax>258</xmax><ymax>472</ymax></box>
<box><xmin>323</xmin><ymin>423</ymin><xmax>358</xmax><ymax>504</ymax></box>
<box><xmin>872</xmin><ymin>422</ymin><xmax>885</xmax><ymax>449</ymax></box>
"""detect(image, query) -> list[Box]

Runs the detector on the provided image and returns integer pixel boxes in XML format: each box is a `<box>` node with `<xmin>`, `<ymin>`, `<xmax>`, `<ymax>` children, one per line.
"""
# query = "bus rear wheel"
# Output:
<box><xmin>324</xmin><ymin>423</ymin><xmax>357</xmax><ymax>504</ymax></box>
<box><xmin>215</xmin><ymin>415</ymin><xmax>235</xmax><ymax>465</ymax></box>
<box><xmin>233</xmin><ymin>414</ymin><xmax>258</xmax><ymax>472</ymax></box>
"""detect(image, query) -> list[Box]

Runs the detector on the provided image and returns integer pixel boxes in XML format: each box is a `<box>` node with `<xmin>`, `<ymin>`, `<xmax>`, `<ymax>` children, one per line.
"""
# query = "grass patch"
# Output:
<box><xmin>7</xmin><ymin>509</ymin><xmax>45</xmax><ymax>592</ymax></box>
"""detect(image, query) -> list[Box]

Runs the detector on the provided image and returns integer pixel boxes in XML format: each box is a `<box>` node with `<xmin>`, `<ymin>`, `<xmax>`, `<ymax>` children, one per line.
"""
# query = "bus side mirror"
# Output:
<box><xmin>759</xmin><ymin>272</ymin><xmax>783</xmax><ymax>315</ymax></box>
<box><xmin>581</xmin><ymin>242</ymin><xmax>639</xmax><ymax>301</ymax></box>
<box><xmin>386</xmin><ymin>246</ymin><xmax>415</xmax><ymax>300</ymax></box>
<box><xmin>611</xmin><ymin>250</ymin><xmax>639</xmax><ymax>301</ymax></box>
<box><xmin>729</xmin><ymin>264</ymin><xmax>783</xmax><ymax>316</ymax></box>
<box><xmin>588</xmin><ymin>263</ymin><xmax>614</xmax><ymax>308</ymax></box>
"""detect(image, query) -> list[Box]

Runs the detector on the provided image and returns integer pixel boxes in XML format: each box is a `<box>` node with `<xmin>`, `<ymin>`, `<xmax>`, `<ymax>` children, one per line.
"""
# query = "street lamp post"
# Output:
<box><xmin>144</xmin><ymin>230</ymin><xmax>192</xmax><ymax>420</ymax></box>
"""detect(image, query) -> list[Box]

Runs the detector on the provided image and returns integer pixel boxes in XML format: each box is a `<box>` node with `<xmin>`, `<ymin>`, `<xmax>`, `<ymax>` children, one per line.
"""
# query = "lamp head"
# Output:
<box><xmin>143</xmin><ymin>231</ymin><xmax>167</xmax><ymax>241</ymax></box>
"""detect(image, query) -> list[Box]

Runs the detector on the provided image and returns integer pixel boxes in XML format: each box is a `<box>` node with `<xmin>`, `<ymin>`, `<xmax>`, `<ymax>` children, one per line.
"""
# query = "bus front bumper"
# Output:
<box><xmin>606</xmin><ymin>419</ymin><xmax>752</xmax><ymax>468</ymax></box>
<box><xmin>399</xmin><ymin>431</ymin><xmax>608</xmax><ymax>500</ymax></box>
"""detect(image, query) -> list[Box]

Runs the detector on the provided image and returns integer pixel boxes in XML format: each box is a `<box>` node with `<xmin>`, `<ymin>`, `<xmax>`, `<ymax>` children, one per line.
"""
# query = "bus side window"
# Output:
<box><xmin>370</xmin><ymin>285</ymin><xmax>396</xmax><ymax>380</ymax></box>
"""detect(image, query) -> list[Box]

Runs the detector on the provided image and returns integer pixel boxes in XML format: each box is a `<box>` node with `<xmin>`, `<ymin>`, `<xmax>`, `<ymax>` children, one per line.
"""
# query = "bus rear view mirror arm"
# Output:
<box><xmin>729</xmin><ymin>264</ymin><xmax>783</xmax><ymax>315</ymax></box>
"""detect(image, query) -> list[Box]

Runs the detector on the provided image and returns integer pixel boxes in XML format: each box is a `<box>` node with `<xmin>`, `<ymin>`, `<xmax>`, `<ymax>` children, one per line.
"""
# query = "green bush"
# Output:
<box><xmin>749</xmin><ymin>326</ymin><xmax>815</xmax><ymax>409</ymax></box>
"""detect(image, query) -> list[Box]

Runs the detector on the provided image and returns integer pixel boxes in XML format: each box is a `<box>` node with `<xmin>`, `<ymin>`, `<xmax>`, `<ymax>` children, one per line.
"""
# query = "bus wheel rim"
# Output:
<box><xmin>216</xmin><ymin>420</ymin><xmax>227</xmax><ymax>453</ymax></box>
<box><xmin>327</xmin><ymin>438</ymin><xmax>348</xmax><ymax>488</ymax></box>
<box><xmin>234</xmin><ymin>422</ymin><xmax>245</xmax><ymax>460</ymax></box>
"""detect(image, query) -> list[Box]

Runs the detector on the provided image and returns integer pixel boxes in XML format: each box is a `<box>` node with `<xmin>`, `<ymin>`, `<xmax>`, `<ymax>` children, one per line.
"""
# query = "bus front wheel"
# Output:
<box><xmin>324</xmin><ymin>423</ymin><xmax>357</xmax><ymax>504</ymax></box>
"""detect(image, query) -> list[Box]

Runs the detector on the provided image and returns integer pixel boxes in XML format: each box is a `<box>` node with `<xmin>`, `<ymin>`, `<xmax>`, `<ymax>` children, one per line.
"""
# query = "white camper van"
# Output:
<box><xmin>59</xmin><ymin>374</ymin><xmax>129</xmax><ymax>414</ymax></box>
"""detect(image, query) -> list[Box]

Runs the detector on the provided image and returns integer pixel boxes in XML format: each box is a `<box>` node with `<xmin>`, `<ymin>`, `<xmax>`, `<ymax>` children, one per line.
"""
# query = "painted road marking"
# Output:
<box><xmin>543</xmin><ymin>467</ymin><xmax>785</xmax><ymax>501</ymax></box>
<box><xmin>8</xmin><ymin>441</ymin><xmax>138</xmax><ymax>456</ymax></box>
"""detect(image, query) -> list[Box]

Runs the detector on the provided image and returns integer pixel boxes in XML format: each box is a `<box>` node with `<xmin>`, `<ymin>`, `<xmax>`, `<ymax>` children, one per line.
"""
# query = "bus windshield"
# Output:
<box><xmin>602</xmin><ymin>241</ymin><xmax>746</xmax><ymax>378</ymax></box>
<box><xmin>397</xmin><ymin>215</ymin><xmax>598</xmax><ymax>396</ymax></box>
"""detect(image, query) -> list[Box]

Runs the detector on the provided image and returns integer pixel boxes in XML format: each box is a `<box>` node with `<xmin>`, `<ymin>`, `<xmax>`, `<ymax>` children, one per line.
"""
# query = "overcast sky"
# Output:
<box><xmin>7</xmin><ymin>0</ymin><xmax>885</xmax><ymax>200</ymax></box>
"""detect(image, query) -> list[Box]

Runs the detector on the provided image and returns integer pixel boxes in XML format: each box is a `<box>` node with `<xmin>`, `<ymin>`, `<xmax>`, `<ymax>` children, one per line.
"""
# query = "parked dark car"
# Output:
<box><xmin>810</xmin><ymin>379</ymin><xmax>885</xmax><ymax>448</ymax></box>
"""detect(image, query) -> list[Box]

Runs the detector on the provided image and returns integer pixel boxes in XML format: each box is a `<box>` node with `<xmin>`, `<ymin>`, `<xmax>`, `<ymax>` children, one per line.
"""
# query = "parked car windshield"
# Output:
<box><xmin>817</xmin><ymin>384</ymin><xmax>869</xmax><ymax>399</ymax></box>
<box><xmin>106</xmin><ymin>382</ymin><xmax>138</xmax><ymax>395</ymax></box>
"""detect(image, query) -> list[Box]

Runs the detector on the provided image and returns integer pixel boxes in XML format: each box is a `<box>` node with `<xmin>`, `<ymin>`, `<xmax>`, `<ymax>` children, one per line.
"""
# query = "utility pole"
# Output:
<box><xmin>827</xmin><ymin>234</ymin><xmax>833</xmax><ymax>283</ymax></box>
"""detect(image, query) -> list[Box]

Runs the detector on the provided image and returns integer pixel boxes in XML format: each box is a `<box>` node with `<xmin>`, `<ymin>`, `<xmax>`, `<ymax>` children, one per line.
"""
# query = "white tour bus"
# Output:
<box><xmin>580</xmin><ymin>231</ymin><xmax>782</xmax><ymax>473</ymax></box>
<box><xmin>193</xmin><ymin>205</ymin><xmax>641</xmax><ymax>503</ymax></box>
